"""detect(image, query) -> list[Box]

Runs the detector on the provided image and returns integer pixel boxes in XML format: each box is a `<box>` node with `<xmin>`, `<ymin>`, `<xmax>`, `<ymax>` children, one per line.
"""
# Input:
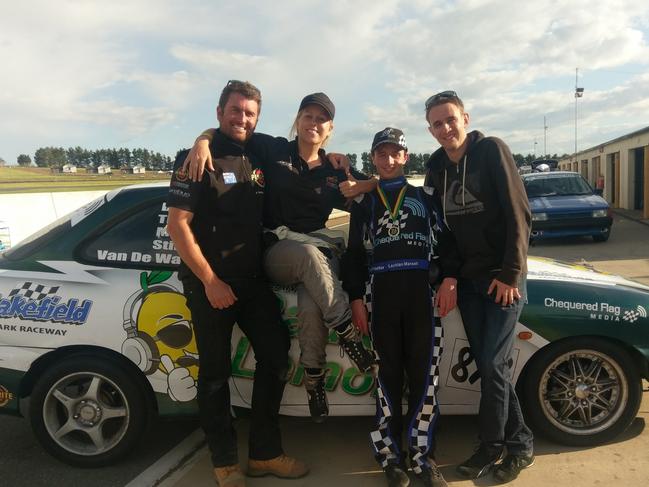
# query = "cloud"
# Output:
<box><xmin>1</xmin><ymin>0</ymin><xmax>648</xmax><ymax>163</ymax></box>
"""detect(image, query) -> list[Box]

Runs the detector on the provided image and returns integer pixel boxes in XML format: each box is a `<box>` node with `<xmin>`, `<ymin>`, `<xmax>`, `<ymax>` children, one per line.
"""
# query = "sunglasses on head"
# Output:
<box><xmin>425</xmin><ymin>90</ymin><xmax>458</xmax><ymax>110</ymax></box>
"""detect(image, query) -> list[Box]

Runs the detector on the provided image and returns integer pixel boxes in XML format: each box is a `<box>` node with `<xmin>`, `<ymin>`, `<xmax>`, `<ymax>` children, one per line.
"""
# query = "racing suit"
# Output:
<box><xmin>342</xmin><ymin>176</ymin><xmax>457</xmax><ymax>473</ymax></box>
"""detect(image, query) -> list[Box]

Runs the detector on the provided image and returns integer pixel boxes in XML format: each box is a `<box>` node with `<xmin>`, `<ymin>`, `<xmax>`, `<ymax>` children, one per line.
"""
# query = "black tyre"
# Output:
<box><xmin>29</xmin><ymin>354</ymin><xmax>149</xmax><ymax>467</ymax></box>
<box><xmin>593</xmin><ymin>229</ymin><xmax>611</xmax><ymax>242</ymax></box>
<box><xmin>522</xmin><ymin>337</ymin><xmax>642</xmax><ymax>446</ymax></box>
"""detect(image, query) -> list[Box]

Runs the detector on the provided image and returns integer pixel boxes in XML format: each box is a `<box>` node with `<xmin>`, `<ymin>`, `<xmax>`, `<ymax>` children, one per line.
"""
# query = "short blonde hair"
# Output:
<box><xmin>289</xmin><ymin>107</ymin><xmax>334</xmax><ymax>147</ymax></box>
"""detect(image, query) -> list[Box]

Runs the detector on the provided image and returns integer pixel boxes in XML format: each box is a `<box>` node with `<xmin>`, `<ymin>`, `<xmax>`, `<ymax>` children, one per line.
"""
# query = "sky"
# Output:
<box><xmin>2</xmin><ymin>0</ymin><xmax>649</xmax><ymax>166</ymax></box>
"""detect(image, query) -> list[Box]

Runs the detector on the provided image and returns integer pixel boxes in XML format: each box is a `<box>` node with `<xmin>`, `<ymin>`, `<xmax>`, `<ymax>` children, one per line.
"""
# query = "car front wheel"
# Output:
<box><xmin>29</xmin><ymin>354</ymin><xmax>148</xmax><ymax>467</ymax></box>
<box><xmin>522</xmin><ymin>337</ymin><xmax>642</xmax><ymax>446</ymax></box>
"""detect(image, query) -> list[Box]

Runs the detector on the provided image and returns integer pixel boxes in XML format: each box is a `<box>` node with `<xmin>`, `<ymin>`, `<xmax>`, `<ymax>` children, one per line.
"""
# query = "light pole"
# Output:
<box><xmin>543</xmin><ymin>116</ymin><xmax>548</xmax><ymax>158</ymax></box>
<box><xmin>574</xmin><ymin>68</ymin><xmax>584</xmax><ymax>155</ymax></box>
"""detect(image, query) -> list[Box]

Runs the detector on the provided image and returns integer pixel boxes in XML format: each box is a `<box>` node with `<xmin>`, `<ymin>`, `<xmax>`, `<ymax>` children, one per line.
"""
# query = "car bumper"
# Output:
<box><xmin>530</xmin><ymin>216</ymin><xmax>612</xmax><ymax>240</ymax></box>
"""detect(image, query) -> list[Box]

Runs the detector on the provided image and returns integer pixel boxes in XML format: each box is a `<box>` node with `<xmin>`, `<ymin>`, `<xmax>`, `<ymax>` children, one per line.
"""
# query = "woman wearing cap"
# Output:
<box><xmin>184</xmin><ymin>92</ymin><xmax>377</xmax><ymax>424</ymax></box>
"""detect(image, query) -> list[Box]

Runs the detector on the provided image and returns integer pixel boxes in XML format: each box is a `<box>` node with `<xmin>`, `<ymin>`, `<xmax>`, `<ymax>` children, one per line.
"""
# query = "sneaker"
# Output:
<box><xmin>213</xmin><ymin>464</ymin><xmax>245</xmax><ymax>487</ymax></box>
<box><xmin>304</xmin><ymin>371</ymin><xmax>329</xmax><ymax>423</ymax></box>
<box><xmin>417</xmin><ymin>459</ymin><xmax>447</xmax><ymax>487</ymax></box>
<box><xmin>455</xmin><ymin>445</ymin><xmax>503</xmax><ymax>479</ymax></box>
<box><xmin>493</xmin><ymin>454</ymin><xmax>535</xmax><ymax>483</ymax></box>
<box><xmin>384</xmin><ymin>463</ymin><xmax>410</xmax><ymax>487</ymax></box>
<box><xmin>336</xmin><ymin>323</ymin><xmax>377</xmax><ymax>373</ymax></box>
<box><xmin>247</xmin><ymin>454</ymin><xmax>309</xmax><ymax>479</ymax></box>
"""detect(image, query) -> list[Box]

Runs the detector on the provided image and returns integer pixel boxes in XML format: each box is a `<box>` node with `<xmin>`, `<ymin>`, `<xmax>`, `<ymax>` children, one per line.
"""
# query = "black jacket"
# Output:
<box><xmin>424</xmin><ymin>130</ymin><xmax>530</xmax><ymax>286</ymax></box>
<box><xmin>167</xmin><ymin>130</ymin><xmax>266</xmax><ymax>281</ymax></box>
<box><xmin>249</xmin><ymin>136</ymin><xmax>366</xmax><ymax>233</ymax></box>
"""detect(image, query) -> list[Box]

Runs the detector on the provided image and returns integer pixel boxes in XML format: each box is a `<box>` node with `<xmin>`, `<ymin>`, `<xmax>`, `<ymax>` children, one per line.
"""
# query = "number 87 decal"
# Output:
<box><xmin>446</xmin><ymin>338</ymin><xmax>517</xmax><ymax>392</ymax></box>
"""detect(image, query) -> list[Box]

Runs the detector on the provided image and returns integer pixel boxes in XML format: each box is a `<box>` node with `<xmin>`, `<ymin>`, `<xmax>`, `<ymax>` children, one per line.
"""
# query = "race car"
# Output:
<box><xmin>1</xmin><ymin>182</ymin><xmax>647</xmax><ymax>467</ymax></box>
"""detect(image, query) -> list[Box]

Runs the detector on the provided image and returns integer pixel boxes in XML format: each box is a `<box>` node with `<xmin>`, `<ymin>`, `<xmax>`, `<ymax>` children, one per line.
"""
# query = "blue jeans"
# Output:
<box><xmin>457</xmin><ymin>277</ymin><xmax>534</xmax><ymax>456</ymax></box>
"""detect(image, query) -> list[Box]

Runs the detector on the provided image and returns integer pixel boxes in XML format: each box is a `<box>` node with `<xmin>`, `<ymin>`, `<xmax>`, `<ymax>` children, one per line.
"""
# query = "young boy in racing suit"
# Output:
<box><xmin>342</xmin><ymin>128</ymin><xmax>459</xmax><ymax>487</ymax></box>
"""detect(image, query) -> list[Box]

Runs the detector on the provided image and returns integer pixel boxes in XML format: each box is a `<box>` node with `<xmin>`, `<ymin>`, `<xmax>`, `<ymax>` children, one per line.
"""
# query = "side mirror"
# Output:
<box><xmin>594</xmin><ymin>188</ymin><xmax>603</xmax><ymax>196</ymax></box>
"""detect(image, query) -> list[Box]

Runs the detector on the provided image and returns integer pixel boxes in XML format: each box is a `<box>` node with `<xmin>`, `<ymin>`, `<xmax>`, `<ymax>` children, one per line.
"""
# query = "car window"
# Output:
<box><xmin>524</xmin><ymin>175</ymin><xmax>593</xmax><ymax>197</ymax></box>
<box><xmin>78</xmin><ymin>200</ymin><xmax>180</xmax><ymax>269</ymax></box>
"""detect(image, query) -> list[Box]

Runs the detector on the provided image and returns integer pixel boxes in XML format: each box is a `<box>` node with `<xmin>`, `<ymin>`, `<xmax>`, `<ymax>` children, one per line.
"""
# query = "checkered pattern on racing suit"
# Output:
<box><xmin>359</xmin><ymin>185</ymin><xmax>445</xmax><ymax>473</ymax></box>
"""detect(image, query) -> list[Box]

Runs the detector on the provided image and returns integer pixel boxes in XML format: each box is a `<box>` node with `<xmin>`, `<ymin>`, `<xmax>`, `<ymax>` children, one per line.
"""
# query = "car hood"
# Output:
<box><xmin>528</xmin><ymin>257</ymin><xmax>649</xmax><ymax>292</ymax></box>
<box><xmin>529</xmin><ymin>194</ymin><xmax>608</xmax><ymax>212</ymax></box>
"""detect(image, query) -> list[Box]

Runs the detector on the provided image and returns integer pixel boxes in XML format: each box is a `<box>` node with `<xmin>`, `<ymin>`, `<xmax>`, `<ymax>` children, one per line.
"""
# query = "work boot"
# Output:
<box><xmin>213</xmin><ymin>464</ymin><xmax>245</xmax><ymax>487</ymax></box>
<box><xmin>247</xmin><ymin>454</ymin><xmax>309</xmax><ymax>479</ymax></box>
<box><xmin>383</xmin><ymin>463</ymin><xmax>410</xmax><ymax>486</ymax></box>
<box><xmin>493</xmin><ymin>453</ymin><xmax>535</xmax><ymax>483</ymax></box>
<box><xmin>336</xmin><ymin>323</ymin><xmax>377</xmax><ymax>374</ymax></box>
<box><xmin>304</xmin><ymin>370</ymin><xmax>329</xmax><ymax>423</ymax></box>
<box><xmin>456</xmin><ymin>445</ymin><xmax>503</xmax><ymax>479</ymax></box>
<box><xmin>417</xmin><ymin>458</ymin><xmax>447</xmax><ymax>487</ymax></box>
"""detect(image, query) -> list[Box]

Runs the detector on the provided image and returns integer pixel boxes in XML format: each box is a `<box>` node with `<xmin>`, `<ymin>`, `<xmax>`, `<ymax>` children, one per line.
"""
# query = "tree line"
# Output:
<box><xmin>348</xmin><ymin>152</ymin><xmax>563</xmax><ymax>176</ymax></box>
<box><xmin>14</xmin><ymin>147</ymin><xmax>174</xmax><ymax>170</ymax></box>
<box><xmin>6</xmin><ymin>148</ymin><xmax>564</xmax><ymax>173</ymax></box>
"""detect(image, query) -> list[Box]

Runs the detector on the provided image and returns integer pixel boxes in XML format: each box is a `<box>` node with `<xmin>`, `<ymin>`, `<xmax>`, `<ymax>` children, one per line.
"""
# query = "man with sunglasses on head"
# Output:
<box><xmin>423</xmin><ymin>91</ymin><xmax>534</xmax><ymax>483</ymax></box>
<box><xmin>167</xmin><ymin>80</ymin><xmax>308</xmax><ymax>487</ymax></box>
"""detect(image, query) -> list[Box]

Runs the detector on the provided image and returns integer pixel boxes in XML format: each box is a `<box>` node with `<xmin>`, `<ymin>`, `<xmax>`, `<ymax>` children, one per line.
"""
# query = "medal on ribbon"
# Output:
<box><xmin>377</xmin><ymin>184</ymin><xmax>407</xmax><ymax>237</ymax></box>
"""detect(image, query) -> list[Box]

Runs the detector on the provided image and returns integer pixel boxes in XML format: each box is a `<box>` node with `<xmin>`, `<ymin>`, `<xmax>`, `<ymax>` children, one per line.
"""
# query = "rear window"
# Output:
<box><xmin>77</xmin><ymin>200</ymin><xmax>180</xmax><ymax>269</ymax></box>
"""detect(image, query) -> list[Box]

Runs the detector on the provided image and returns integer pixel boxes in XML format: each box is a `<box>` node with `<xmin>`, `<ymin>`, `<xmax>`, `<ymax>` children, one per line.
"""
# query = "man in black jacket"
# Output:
<box><xmin>167</xmin><ymin>80</ymin><xmax>307</xmax><ymax>487</ymax></box>
<box><xmin>424</xmin><ymin>91</ymin><xmax>534</xmax><ymax>483</ymax></box>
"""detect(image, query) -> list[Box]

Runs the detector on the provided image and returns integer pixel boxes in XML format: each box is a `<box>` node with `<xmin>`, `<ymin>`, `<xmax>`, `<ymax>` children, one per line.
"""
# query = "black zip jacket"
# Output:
<box><xmin>424</xmin><ymin>130</ymin><xmax>531</xmax><ymax>286</ymax></box>
<box><xmin>167</xmin><ymin>130</ymin><xmax>266</xmax><ymax>281</ymax></box>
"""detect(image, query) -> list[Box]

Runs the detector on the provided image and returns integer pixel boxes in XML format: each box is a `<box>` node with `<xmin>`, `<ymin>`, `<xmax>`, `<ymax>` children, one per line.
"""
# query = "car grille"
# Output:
<box><xmin>548</xmin><ymin>212</ymin><xmax>592</xmax><ymax>220</ymax></box>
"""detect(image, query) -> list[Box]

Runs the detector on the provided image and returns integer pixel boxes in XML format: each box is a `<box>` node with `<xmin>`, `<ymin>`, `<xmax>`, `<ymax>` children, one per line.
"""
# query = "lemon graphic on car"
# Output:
<box><xmin>122</xmin><ymin>271</ymin><xmax>198</xmax><ymax>402</ymax></box>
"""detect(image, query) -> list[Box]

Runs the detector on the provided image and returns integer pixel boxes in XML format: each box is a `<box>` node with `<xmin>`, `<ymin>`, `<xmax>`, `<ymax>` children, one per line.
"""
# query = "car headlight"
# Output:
<box><xmin>592</xmin><ymin>209</ymin><xmax>608</xmax><ymax>218</ymax></box>
<box><xmin>532</xmin><ymin>212</ymin><xmax>548</xmax><ymax>221</ymax></box>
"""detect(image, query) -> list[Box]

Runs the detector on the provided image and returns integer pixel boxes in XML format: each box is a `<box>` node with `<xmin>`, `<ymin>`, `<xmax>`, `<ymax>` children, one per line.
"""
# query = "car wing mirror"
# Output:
<box><xmin>594</xmin><ymin>188</ymin><xmax>603</xmax><ymax>196</ymax></box>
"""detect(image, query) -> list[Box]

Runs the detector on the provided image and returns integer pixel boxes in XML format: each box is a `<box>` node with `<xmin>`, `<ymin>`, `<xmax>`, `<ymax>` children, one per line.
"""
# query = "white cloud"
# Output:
<box><xmin>1</xmin><ymin>0</ymin><xmax>648</xmax><ymax>163</ymax></box>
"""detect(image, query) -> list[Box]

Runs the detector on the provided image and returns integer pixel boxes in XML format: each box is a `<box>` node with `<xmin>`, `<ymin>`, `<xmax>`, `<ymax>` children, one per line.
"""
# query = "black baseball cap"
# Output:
<box><xmin>371</xmin><ymin>127</ymin><xmax>408</xmax><ymax>152</ymax></box>
<box><xmin>299</xmin><ymin>92</ymin><xmax>335</xmax><ymax>120</ymax></box>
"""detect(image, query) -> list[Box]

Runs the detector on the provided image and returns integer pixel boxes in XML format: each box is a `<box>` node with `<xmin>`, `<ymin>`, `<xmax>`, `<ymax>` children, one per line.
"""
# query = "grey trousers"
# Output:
<box><xmin>264</xmin><ymin>239</ymin><xmax>352</xmax><ymax>369</ymax></box>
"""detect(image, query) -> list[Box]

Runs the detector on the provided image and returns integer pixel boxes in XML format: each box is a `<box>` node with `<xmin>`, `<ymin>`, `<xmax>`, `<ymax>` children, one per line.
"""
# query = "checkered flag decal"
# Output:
<box><xmin>623</xmin><ymin>310</ymin><xmax>640</xmax><ymax>322</ymax></box>
<box><xmin>370</xmin><ymin>379</ymin><xmax>400</xmax><ymax>468</ymax></box>
<box><xmin>8</xmin><ymin>282</ymin><xmax>60</xmax><ymax>301</ymax></box>
<box><xmin>408</xmin><ymin>315</ymin><xmax>443</xmax><ymax>473</ymax></box>
<box><xmin>368</xmin><ymin>286</ymin><xmax>444</xmax><ymax>472</ymax></box>
<box><xmin>376</xmin><ymin>209</ymin><xmax>408</xmax><ymax>236</ymax></box>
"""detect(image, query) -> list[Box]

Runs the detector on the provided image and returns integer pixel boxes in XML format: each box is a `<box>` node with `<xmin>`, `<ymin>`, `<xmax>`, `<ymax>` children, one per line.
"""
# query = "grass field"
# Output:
<box><xmin>0</xmin><ymin>166</ymin><xmax>170</xmax><ymax>193</ymax></box>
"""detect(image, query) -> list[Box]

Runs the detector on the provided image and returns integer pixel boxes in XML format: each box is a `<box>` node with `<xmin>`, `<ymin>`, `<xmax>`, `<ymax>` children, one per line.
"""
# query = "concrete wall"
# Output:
<box><xmin>0</xmin><ymin>190</ymin><xmax>108</xmax><ymax>248</ymax></box>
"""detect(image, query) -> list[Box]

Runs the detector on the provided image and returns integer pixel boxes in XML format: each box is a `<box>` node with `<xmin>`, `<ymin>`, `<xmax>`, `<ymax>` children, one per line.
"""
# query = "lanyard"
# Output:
<box><xmin>376</xmin><ymin>184</ymin><xmax>407</xmax><ymax>222</ymax></box>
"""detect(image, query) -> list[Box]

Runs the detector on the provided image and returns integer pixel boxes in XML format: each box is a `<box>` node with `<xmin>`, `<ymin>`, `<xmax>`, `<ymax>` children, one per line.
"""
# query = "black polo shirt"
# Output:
<box><xmin>249</xmin><ymin>136</ymin><xmax>367</xmax><ymax>234</ymax></box>
<box><xmin>167</xmin><ymin>130</ymin><xmax>266</xmax><ymax>281</ymax></box>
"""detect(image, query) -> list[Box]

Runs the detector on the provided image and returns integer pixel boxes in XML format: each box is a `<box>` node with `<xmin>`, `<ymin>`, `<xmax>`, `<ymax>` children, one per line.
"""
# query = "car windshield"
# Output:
<box><xmin>524</xmin><ymin>174</ymin><xmax>593</xmax><ymax>197</ymax></box>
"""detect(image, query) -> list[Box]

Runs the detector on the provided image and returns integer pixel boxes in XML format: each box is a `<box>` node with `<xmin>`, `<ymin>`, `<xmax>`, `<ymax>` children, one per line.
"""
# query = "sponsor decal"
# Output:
<box><xmin>445</xmin><ymin>338</ymin><xmax>519</xmax><ymax>392</ymax></box>
<box><xmin>0</xmin><ymin>385</ymin><xmax>14</xmax><ymax>407</ymax></box>
<box><xmin>543</xmin><ymin>297</ymin><xmax>647</xmax><ymax>323</ymax></box>
<box><xmin>251</xmin><ymin>168</ymin><xmax>265</xmax><ymax>188</ymax></box>
<box><xmin>174</xmin><ymin>167</ymin><xmax>189</xmax><ymax>183</ymax></box>
<box><xmin>94</xmin><ymin>202</ymin><xmax>180</xmax><ymax>266</ymax></box>
<box><xmin>0</xmin><ymin>282</ymin><xmax>92</xmax><ymax>325</ymax></box>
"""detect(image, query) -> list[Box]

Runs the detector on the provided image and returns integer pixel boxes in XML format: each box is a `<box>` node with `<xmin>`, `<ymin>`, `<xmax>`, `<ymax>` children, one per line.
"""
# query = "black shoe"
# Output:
<box><xmin>493</xmin><ymin>454</ymin><xmax>535</xmax><ymax>483</ymax></box>
<box><xmin>336</xmin><ymin>323</ymin><xmax>377</xmax><ymax>373</ymax></box>
<box><xmin>417</xmin><ymin>460</ymin><xmax>447</xmax><ymax>487</ymax></box>
<box><xmin>384</xmin><ymin>464</ymin><xmax>410</xmax><ymax>487</ymax></box>
<box><xmin>455</xmin><ymin>445</ymin><xmax>503</xmax><ymax>479</ymax></box>
<box><xmin>304</xmin><ymin>371</ymin><xmax>328</xmax><ymax>423</ymax></box>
